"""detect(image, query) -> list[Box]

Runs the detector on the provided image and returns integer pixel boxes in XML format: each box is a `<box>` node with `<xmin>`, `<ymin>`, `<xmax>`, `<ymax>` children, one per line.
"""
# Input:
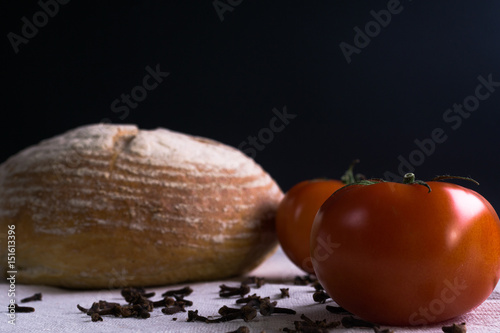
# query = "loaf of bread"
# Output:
<box><xmin>0</xmin><ymin>124</ymin><xmax>283</xmax><ymax>289</ymax></box>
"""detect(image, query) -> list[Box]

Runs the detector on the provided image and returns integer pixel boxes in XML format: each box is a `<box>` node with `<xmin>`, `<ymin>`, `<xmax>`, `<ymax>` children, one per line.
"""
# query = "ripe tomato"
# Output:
<box><xmin>276</xmin><ymin>161</ymin><xmax>364</xmax><ymax>274</ymax></box>
<box><xmin>310</xmin><ymin>174</ymin><xmax>500</xmax><ymax>326</ymax></box>
<box><xmin>276</xmin><ymin>179</ymin><xmax>344</xmax><ymax>273</ymax></box>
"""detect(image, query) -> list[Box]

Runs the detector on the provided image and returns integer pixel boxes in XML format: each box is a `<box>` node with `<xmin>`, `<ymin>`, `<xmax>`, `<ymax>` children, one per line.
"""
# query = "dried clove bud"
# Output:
<box><xmin>152</xmin><ymin>297</ymin><xmax>176</xmax><ymax>308</ymax></box>
<box><xmin>236</xmin><ymin>294</ymin><xmax>261</xmax><ymax>306</ymax></box>
<box><xmin>121</xmin><ymin>287</ymin><xmax>155</xmax><ymax>300</ymax></box>
<box><xmin>294</xmin><ymin>275</ymin><xmax>310</xmax><ymax>285</ymax></box>
<box><xmin>13</xmin><ymin>304</ymin><xmax>35</xmax><ymax>313</ymax></box>
<box><xmin>132</xmin><ymin>304</ymin><xmax>151</xmax><ymax>318</ymax></box>
<box><xmin>442</xmin><ymin>322</ymin><xmax>467</xmax><ymax>333</ymax></box>
<box><xmin>294</xmin><ymin>275</ymin><xmax>317</xmax><ymax>285</ymax></box>
<box><xmin>121</xmin><ymin>287</ymin><xmax>153</xmax><ymax>307</ymax></box>
<box><xmin>162</xmin><ymin>286</ymin><xmax>193</xmax><ymax>297</ymax></box>
<box><xmin>218</xmin><ymin>305</ymin><xmax>243</xmax><ymax>316</ymax></box>
<box><xmin>173</xmin><ymin>295</ymin><xmax>193</xmax><ymax>307</ymax></box>
<box><xmin>286</xmin><ymin>313</ymin><xmax>340</xmax><ymax>332</ymax></box>
<box><xmin>91</xmin><ymin>312</ymin><xmax>103</xmax><ymax>322</ymax></box>
<box><xmin>87</xmin><ymin>302</ymin><xmax>100</xmax><ymax>315</ymax></box>
<box><xmin>312</xmin><ymin>290</ymin><xmax>330</xmax><ymax>304</ymax></box>
<box><xmin>311</xmin><ymin>281</ymin><xmax>324</xmax><ymax>291</ymax></box>
<box><xmin>242</xmin><ymin>276</ymin><xmax>265</xmax><ymax>288</ymax></box>
<box><xmin>187</xmin><ymin>310</ymin><xmax>208</xmax><ymax>322</ymax></box>
<box><xmin>98</xmin><ymin>300</ymin><xmax>121</xmax><ymax>309</ymax></box>
<box><xmin>77</xmin><ymin>304</ymin><xmax>89</xmax><ymax>313</ymax></box>
<box><xmin>325</xmin><ymin>305</ymin><xmax>351</xmax><ymax>315</ymax></box>
<box><xmin>20</xmin><ymin>293</ymin><xmax>42</xmax><ymax>303</ymax></box>
<box><xmin>162</xmin><ymin>304</ymin><xmax>186</xmax><ymax>315</ymax></box>
<box><xmin>119</xmin><ymin>305</ymin><xmax>136</xmax><ymax>318</ymax></box>
<box><xmin>95</xmin><ymin>304</ymin><xmax>122</xmax><ymax>317</ymax></box>
<box><xmin>207</xmin><ymin>305</ymin><xmax>257</xmax><ymax>323</ymax></box>
<box><xmin>219</xmin><ymin>284</ymin><xmax>251</xmax><ymax>298</ymax></box>
<box><xmin>280</xmin><ymin>288</ymin><xmax>290</xmax><ymax>298</ymax></box>
<box><xmin>259</xmin><ymin>299</ymin><xmax>296</xmax><ymax>316</ymax></box>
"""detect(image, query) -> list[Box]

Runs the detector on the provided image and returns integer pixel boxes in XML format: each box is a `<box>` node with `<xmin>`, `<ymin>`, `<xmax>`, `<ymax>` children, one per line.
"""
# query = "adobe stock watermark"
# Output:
<box><xmin>304</xmin><ymin>234</ymin><xmax>341</xmax><ymax>273</ymax></box>
<box><xmin>339</xmin><ymin>0</ymin><xmax>410</xmax><ymax>64</ymax></box>
<box><xmin>384</xmin><ymin>73</ymin><xmax>499</xmax><ymax>181</ymax></box>
<box><xmin>409</xmin><ymin>277</ymin><xmax>467</xmax><ymax>326</ymax></box>
<box><xmin>238</xmin><ymin>106</ymin><xmax>297</xmax><ymax>159</ymax></box>
<box><xmin>6</xmin><ymin>224</ymin><xmax>17</xmax><ymax>325</ymax></box>
<box><xmin>213</xmin><ymin>0</ymin><xmax>243</xmax><ymax>22</ymax></box>
<box><xmin>7</xmin><ymin>0</ymin><xmax>71</xmax><ymax>54</ymax></box>
<box><xmin>102</xmin><ymin>64</ymin><xmax>170</xmax><ymax>123</ymax></box>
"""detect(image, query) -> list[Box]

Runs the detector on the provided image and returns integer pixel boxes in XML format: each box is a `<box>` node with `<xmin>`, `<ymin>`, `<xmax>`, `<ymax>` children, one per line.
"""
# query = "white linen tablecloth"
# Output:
<box><xmin>2</xmin><ymin>247</ymin><xmax>500</xmax><ymax>332</ymax></box>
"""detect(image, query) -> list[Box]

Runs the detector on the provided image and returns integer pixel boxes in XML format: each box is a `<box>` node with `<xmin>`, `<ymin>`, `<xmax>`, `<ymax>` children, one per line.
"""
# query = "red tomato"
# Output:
<box><xmin>310</xmin><ymin>174</ymin><xmax>500</xmax><ymax>326</ymax></box>
<box><xmin>276</xmin><ymin>179</ymin><xmax>344</xmax><ymax>273</ymax></box>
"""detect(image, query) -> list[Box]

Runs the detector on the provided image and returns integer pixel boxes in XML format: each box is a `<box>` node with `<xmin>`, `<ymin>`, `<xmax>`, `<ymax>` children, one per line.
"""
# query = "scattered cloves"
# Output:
<box><xmin>218</xmin><ymin>305</ymin><xmax>244</xmax><ymax>316</ymax></box>
<box><xmin>123</xmin><ymin>288</ymin><xmax>153</xmax><ymax>304</ymax></box>
<box><xmin>13</xmin><ymin>304</ymin><xmax>35</xmax><ymax>313</ymax></box>
<box><xmin>442</xmin><ymin>322</ymin><xmax>467</xmax><ymax>333</ymax></box>
<box><xmin>312</xmin><ymin>290</ymin><xmax>330</xmax><ymax>304</ymax></box>
<box><xmin>161</xmin><ymin>304</ymin><xmax>186</xmax><ymax>315</ymax></box>
<box><xmin>90</xmin><ymin>312</ymin><xmax>103</xmax><ymax>322</ymax></box>
<box><xmin>294</xmin><ymin>275</ymin><xmax>316</xmax><ymax>286</ymax></box>
<box><xmin>285</xmin><ymin>313</ymin><xmax>340</xmax><ymax>332</ymax></box>
<box><xmin>259</xmin><ymin>300</ymin><xmax>296</xmax><ymax>316</ymax></box>
<box><xmin>280</xmin><ymin>288</ymin><xmax>290</xmax><ymax>298</ymax></box>
<box><xmin>187</xmin><ymin>310</ymin><xmax>208</xmax><ymax>322</ymax></box>
<box><xmin>77</xmin><ymin>304</ymin><xmax>89</xmax><ymax>313</ymax></box>
<box><xmin>95</xmin><ymin>305</ymin><xmax>122</xmax><ymax>317</ymax></box>
<box><xmin>219</xmin><ymin>284</ymin><xmax>251</xmax><ymax>298</ymax></box>
<box><xmin>206</xmin><ymin>305</ymin><xmax>257</xmax><ymax>323</ymax></box>
<box><xmin>325</xmin><ymin>305</ymin><xmax>351</xmax><ymax>315</ymax></box>
<box><xmin>311</xmin><ymin>281</ymin><xmax>324</xmax><ymax>291</ymax></box>
<box><xmin>98</xmin><ymin>300</ymin><xmax>121</xmax><ymax>310</ymax></box>
<box><xmin>133</xmin><ymin>304</ymin><xmax>151</xmax><ymax>319</ymax></box>
<box><xmin>173</xmin><ymin>295</ymin><xmax>193</xmax><ymax>307</ymax></box>
<box><xmin>162</xmin><ymin>286</ymin><xmax>193</xmax><ymax>298</ymax></box>
<box><xmin>152</xmin><ymin>297</ymin><xmax>176</xmax><ymax>308</ymax></box>
<box><xmin>242</xmin><ymin>276</ymin><xmax>265</xmax><ymax>288</ymax></box>
<box><xmin>87</xmin><ymin>302</ymin><xmax>100</xmax><ymax>315</ymax></box>
<box><xmin>236</xmin><ymin>294</ymin><xmax>261</xmax><ymax>306</ymax></box>
<box><xmin>20</xmin><ymin>293</ymin><xmax>42</xmax><ymax>303</ymax></box>
<box><xmin>121</xmin><ymin>287</ymin><xmax>155</xmax><ymax>301</ymax></box>
<box><xmin>80</xmin><ymin>286</ymin><xmax>168</xmax><ymax>322</ymax></box>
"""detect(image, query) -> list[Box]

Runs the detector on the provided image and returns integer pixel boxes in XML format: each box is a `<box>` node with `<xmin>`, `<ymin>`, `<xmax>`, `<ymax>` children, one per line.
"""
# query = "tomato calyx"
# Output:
<box><xmin>402</xmin><ymin>173</ymin><xmax>432</xmax><ymax>193</ymax></box>
<box><xmin>431</xmin><ymin>174</ymin><xmax>480</xmax><ymax>185</ymax></box>
<box><xmin>334</xmin><ymin>172</ymin><xmax>480</xmax><ymax>196</ymax></box>
<box><xmin>340</xmin><ymin>159</ymin><xmax>365</xmax><ymax>185</ymax></box>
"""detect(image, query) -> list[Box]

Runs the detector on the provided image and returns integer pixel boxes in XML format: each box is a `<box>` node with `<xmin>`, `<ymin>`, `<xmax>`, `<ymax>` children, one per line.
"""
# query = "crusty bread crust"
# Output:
<box><xmin>0</xmin><ymin>124</ymin><xmax>283</xmax><ymax>289</ymax></box>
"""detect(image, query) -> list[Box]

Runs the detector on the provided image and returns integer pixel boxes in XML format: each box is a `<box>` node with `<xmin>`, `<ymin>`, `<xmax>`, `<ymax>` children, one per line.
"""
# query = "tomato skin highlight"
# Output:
<box><xmin>310</xmin><ymin>181</ymin><xmax>500</xmax><ymax>326</ymax></box>
<box><xmin>276</xmin><ymin>179</ymin><xmax>344</xmax><ymax>274</ymax></box>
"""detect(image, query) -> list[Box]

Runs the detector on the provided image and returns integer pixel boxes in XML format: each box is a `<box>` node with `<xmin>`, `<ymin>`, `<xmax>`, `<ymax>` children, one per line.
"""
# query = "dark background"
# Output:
<box><xmin>2</xmin><ymin>1</ymin><xmax>500</xmax><ymax>208</ymax></box>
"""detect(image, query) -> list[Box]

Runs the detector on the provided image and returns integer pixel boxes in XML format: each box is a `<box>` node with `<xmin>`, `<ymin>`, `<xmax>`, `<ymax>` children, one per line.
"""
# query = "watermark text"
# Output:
<box><xmin>7</xmin><ymin>224</ymin><xmax>17</xmax><ymax>325</ymax></box>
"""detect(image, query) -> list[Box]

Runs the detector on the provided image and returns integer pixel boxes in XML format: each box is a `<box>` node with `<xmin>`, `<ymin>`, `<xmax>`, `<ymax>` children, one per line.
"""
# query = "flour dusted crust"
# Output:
<box><xmin>0</xmin><ymin>124</ymin><xmax>283</xmax><ymax>288</ymax></box>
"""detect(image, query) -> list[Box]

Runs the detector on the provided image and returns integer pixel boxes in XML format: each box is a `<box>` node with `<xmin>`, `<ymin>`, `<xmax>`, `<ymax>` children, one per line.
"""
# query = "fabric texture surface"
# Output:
<box><xmin>2</xmin><ymin>247</ymin><xmax>500</xmax><ymax>332</ymax></box>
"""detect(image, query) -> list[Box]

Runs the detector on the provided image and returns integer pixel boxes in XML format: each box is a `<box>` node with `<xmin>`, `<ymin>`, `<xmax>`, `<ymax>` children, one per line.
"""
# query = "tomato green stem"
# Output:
<box><xmin>403</xmin><ymin>173</ymin><xmax>416</xmax><ymax>184</ymax></box>
<box><xmin>403</xmin><ymin>173</ymin><xmax>432</xmax><ymax>193</ymax></box>
<box><xmin>341</xmin><ymin>159</ymin><xmax>363</xmax><ymax>185</ymax></box>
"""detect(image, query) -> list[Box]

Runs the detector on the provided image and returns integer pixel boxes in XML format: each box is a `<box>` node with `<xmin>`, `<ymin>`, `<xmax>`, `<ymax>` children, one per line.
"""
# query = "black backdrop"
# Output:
<box><xmin>2</xmin><ymin>1</ymin><xmax>500</xmax><ymax>209</ymax></box>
